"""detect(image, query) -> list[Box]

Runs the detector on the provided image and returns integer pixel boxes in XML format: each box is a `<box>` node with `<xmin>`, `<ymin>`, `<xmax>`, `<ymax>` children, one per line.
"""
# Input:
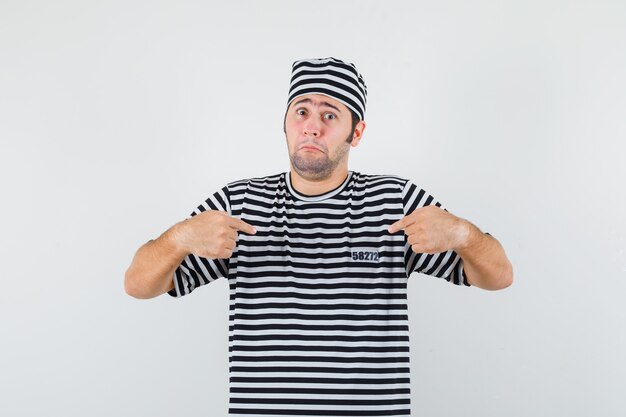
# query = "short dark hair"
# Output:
<box><xmin>283</xmin><ymin>107</ymin><xmax>360</xmax><ymax>143</ymax></box>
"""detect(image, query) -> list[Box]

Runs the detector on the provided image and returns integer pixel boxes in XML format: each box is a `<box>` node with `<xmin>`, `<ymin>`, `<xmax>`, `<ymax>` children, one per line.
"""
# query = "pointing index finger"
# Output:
<box><xmin>228</xmin><ymin>216</ymin><xmax>257</xmax><ymax>235</ymax></box>
<box><xmin>388</xmin><ymin>216</ymin><xmax>408</xmax><ymax>233</ymax></box>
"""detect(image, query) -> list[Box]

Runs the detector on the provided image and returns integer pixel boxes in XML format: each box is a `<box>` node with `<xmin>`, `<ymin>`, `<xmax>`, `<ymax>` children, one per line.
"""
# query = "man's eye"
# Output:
<box><xmin>296</xmin><ymin>109</ymin><xmax>306</xmax><ymax>115</ymax></box>
<box><xmin>324</xmin><ymin>113</ymin><xmax>336</xmax><ymax>120</ymax></box>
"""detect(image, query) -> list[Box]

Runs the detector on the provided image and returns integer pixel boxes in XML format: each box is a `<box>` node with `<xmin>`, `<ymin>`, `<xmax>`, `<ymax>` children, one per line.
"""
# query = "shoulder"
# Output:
<box><xmin>225</xmin><ymin>172</ymin><xmax>285</xmax><ymax>189</ymax></box>
<box><xmin>352</xmin><ymin>171</ymin><xmax>409</xmax><ymax>189</ymax></box>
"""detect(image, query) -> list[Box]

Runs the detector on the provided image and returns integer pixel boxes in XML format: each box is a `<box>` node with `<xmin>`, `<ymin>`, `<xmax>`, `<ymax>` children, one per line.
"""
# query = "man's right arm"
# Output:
<box><xmin>124</xmin><ymin>221</ymin><xmax>189</xmax><ymax>299</ymax></box>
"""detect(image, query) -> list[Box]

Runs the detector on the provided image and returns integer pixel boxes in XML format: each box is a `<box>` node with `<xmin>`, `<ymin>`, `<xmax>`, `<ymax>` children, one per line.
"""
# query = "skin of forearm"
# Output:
<box><xmin>455</xmin><ymin>219</ymin><xmax>513</xmax><ymax>290</ymax></box>
<box><xmin>124</xmin><ymin>221</ymin><xmax>189</xmax><ymax>299</ymax></box>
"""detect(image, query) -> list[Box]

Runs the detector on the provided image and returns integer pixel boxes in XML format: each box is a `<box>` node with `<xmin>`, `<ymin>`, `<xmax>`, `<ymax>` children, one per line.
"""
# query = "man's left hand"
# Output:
<box><xmin>387</xmin><ymin>205</ymin><xmax>469</xmax><ymax>254</ymax></box>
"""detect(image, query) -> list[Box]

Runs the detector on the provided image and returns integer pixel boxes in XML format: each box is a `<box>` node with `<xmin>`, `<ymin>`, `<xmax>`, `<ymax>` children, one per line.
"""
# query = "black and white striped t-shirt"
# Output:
<box><xmin>168</xmin><ymin>170</ymin><xmax>471</xmax><ymax>416</ymax></box>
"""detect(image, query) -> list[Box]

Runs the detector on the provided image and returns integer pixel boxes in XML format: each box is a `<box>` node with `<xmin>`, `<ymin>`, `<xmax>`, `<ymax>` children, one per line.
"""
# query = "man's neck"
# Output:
<box><xmin>289</xmin><ymin>167</ymin><xmax>349</xmax><ymax>196</ymax></box>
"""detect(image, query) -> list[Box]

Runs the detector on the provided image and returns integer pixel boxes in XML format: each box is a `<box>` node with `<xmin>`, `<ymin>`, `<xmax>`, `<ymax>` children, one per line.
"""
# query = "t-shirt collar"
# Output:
<box><xmin>286</xmin><ymin>171</ymin><xmax>353</xmax><ymax>202</ymax></box>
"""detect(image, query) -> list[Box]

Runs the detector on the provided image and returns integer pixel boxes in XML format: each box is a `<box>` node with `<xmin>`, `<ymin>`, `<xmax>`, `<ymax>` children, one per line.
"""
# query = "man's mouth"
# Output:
<box><xmin>300</xmin><ymin>145</ymin><xmax>323</xmax><ymax>152</ymax></box>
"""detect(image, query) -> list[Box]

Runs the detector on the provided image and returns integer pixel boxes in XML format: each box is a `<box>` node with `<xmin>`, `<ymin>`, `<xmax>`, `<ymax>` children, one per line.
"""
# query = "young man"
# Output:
<box><xmin>125</xmin><ymin>57</ymin><xmax>513</xmax><ymax>416</ymax></box>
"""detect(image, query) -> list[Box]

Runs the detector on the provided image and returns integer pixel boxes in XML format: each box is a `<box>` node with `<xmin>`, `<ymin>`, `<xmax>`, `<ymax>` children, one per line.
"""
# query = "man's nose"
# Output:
<box><xmin>303</xmin><ymin>118</ymin><xmax>321</xmax><ymax>137</ymax></box>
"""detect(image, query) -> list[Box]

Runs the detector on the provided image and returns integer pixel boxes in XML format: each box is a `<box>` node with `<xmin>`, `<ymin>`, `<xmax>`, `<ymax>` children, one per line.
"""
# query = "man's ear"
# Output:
<box><xmin>351</xmin><ymin>120</ymin><xmax>366</xmax><ymax>147</ymax></box>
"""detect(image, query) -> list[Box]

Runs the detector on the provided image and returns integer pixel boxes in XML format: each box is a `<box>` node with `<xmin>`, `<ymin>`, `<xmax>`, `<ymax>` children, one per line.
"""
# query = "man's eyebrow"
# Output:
<box><xmin>293</xmin><ymin>98</ymin><xmax>342</xmax><ymax>113</ymax></box>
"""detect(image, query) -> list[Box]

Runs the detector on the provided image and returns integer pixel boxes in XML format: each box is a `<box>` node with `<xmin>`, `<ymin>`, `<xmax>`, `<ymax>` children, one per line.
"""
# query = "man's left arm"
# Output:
<box><xmin>454</xmin><ymin>220</ymin><xmax>513</xmax><ymax>290</ymax></box>
<box><xmin>388</xmin><ymin>205</ymin><xmax>513</xmax><ymax>291</ymax></box>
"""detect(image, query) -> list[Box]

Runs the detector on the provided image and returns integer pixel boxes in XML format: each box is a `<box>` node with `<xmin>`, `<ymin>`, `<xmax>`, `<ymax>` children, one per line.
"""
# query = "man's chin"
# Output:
<box><xmin>293</xmin><ymin>165</ymin><xmax>332</xmax><ymax>181</ymax></box>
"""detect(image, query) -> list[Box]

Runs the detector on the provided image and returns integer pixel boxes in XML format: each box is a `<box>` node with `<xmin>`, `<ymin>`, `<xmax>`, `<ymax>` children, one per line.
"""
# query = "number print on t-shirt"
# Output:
<box><xmin>351</xmin><ymin>248</ymin><xmax>380</xmax><ymax>263</ymax></box>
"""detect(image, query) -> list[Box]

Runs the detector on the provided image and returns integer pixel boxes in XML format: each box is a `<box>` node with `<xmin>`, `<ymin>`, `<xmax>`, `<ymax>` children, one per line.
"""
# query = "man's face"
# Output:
<box><xmin>284</xmin><ymin>93</ymin><xmax>359</xmax><ymax>181</ymax></box>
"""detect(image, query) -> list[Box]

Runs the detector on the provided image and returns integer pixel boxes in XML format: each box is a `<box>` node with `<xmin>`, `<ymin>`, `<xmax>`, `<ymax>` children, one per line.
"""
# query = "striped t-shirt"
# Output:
<box><xmin>168</xmin><ymin>170</ymin><xmax>471</xmax><ymax>416</ymax></box>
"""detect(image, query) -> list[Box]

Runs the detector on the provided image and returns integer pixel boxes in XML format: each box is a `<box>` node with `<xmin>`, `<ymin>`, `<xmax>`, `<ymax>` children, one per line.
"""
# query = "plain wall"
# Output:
<box><xmin>1</xmin><ymin>0</ymin><xmax>625</xmax><ymax>416</ymax></box>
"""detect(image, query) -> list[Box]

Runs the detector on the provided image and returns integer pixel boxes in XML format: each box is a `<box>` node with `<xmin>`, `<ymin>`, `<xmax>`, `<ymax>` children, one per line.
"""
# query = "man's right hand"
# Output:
<box><xmin>172</xmin><ymin>210</ymin><xmax>256</xmax><ymax>259</ymax></box>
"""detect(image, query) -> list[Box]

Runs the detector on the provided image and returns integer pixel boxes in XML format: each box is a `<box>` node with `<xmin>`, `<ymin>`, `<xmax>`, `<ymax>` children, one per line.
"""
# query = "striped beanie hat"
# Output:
<box><xmin>287</xmin><ymin>57</ymin><xmax>368</xmax><ymax>121</ymax></box>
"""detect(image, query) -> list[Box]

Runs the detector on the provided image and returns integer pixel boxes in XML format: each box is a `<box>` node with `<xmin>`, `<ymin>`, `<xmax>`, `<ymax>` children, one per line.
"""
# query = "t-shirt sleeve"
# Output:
<box><xmin>167</xmin><ymin>185</ymin><xmax>231</xmax><ymax>298</ymax></box>
<box><xmin>401</xmin><ymin>180</ymin><xmax>472</xmax><ymax>287</ymax></box>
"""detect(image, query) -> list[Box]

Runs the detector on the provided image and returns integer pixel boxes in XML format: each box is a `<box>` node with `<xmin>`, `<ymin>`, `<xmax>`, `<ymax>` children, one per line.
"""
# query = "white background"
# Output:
<box><xmin>1</xmin><ymin>1</ymin><xmax>625</xmax><ymax>416</ymax></box>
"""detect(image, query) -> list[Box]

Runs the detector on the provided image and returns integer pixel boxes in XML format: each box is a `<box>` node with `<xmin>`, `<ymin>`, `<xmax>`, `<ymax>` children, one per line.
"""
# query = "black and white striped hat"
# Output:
<box><xmin>287</xmin><ymin>57</ymin><xmax>368</xmax><ymax>121</ymax></box>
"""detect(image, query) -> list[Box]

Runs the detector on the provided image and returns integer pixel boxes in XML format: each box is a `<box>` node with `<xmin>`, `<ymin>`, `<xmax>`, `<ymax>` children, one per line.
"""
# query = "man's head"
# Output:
<box><xmin>283</xmin><ymin>57</ymin><xmax>367</xmax><ymax>181</ymax></box>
